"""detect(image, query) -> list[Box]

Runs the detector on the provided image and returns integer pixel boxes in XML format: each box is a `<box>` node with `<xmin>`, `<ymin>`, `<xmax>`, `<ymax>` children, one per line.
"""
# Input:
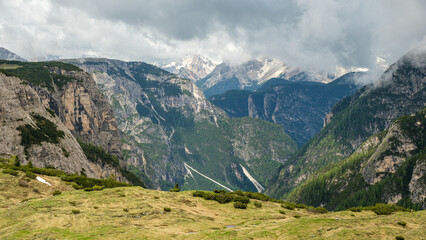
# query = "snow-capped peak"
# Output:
<box><xmin>162</xmin><ymin>55</ymin><xmax>218</xmax><ymax>81</ymax></box>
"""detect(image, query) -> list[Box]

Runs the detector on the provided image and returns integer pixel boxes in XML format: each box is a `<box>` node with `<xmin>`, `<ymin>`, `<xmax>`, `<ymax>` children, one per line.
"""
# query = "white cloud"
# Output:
<box><xmin>0</xmin><ymin>0</ymin><xmax>425</xmax><ymax>72</ymax></box>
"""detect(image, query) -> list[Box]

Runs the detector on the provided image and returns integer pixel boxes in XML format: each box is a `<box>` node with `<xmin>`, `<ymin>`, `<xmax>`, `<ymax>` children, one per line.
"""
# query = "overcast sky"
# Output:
<box><xmin>0</xmin><ymin>0</ymin><xmax>425</xmax><ymax>71</ymax></box>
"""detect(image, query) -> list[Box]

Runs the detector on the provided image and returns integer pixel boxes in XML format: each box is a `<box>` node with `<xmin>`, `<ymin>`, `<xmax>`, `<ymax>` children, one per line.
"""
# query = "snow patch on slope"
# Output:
<box><xmin>239</xmin><ymin>164</ymin><xmax>265</xmax><ymax>193</ymax></box>
<box><xmin>184</xmin><ymin>162</ymin><xmax>233</xmax><ymax>192</ymax></box>
<box><xmin>36</xmin><ymin>176</ymin><xmax>51</xmax><ymax>186</ymax></box>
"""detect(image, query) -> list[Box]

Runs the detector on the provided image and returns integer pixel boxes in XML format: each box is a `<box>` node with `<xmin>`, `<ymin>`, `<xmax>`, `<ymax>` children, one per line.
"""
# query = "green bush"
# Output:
<box><xmin>397</xmin><ymin>221</ymin><xmax>407</xmax><ymax>227</ymax></box>
<box><xmin>123</xmin><ymin>208</ymin><xmax>129</xmax><ymax>212</ymax></box>
<box><xmin>281</xmin><ymin>202</ymin><xmax>295</xmax><ymax>210</ymax></box>
<box><xmin>69</xmin><ymin>201</ymin><xmax>77</xmax><ymax>206</ymax></box>
<box><xmin>27</xmin><ymin>161</ymin><xmax>33</xmax><ymax>168</ymax></box>
<box><xmin>71</xmin><ymin>183</ymin><xmax>83</xmax><ymax>190</ymax></box>
<box><xmin>294</xmin><ymin>215</ymin><xmax>301</xmax><ymax>218</ymax></box>
<box><xmin>84</xmin><ymin>185</ymin><xmax>105</xmax><ymax>191</ymax></box>
<box><xmin>349</xmin><ymin>207</ymin><xmax>362</xmax><ymax>212</ymax></box>
<box><xmin>279</xmin><ymin>210</ymin><xmax>286</xmax><ymax>215</ymax></box>
<box><xmin>213</xmin><ymin>189</ymin><xmax>227</xmax><ymax>194</ymax></box>
<box><xmin>254</xmin><ymin>201</ymin><xmax>262</xmax><ymax>208</ymax></box>
<box><xmin>163</xmin><ymin>207</ymin><xmax>171</xmax><ymax>212</ymax></box>
<box><xmin>364</xmin><ymin>203</ymin><xmax>409</xmax><ymax>215</ymax></box>
<box><xmin>25</xmin><ymin>171</ymin><xmax>36</xmax><ymax>179</ymax></box>
<box><xmin>234</xmin><ymin>202</ymin><xmax>247</xmax><ymax>209</ymax></box>
<box><xmin>72</xmin><ymin>209</ymin><xmax>80</xmax><ymax>214</ymax></box>
<box><xmin>2</xmin><ymin>169</ymin><xmax>18</xmax><ymax>176</ymax></box>
<box><xmin>307</xmin><ymin>206</ymin><xmax>328</xmax><ymax>214</ymax></box>
<box><xmin>169</xmin><ymin>183</ymin><xmax>180</xmax><ymax>192</ymax></box>
<box><xmin>215</xmin><ymin>193</ymin><xmax>234</xmax><ymax>204</ymax></box>
<box><xmin>52</xmin><ymin>190</ymin><xmax>62</xmax><ymax>196</ymax></box>
<box><xmin>395</xmin><ymin>236</ymin><xmax>404</xmax><ymax>240</ymax></box>
<box><xmin>234</xmin><ymin>196</ymin><xmax>250</xmax><ymax>204</ymax></box>
<box><xmin>193</xmin><ymin>191</ymin><xmax>205</xmax><ymax>197</ymax></box>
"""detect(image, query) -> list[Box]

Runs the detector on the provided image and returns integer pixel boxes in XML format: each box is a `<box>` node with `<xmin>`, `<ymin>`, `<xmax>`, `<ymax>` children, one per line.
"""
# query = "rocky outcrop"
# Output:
<box><xmin>34</xmin><ymin>67</ymin><xmax>122</xmax><ymax>158</ymax></box>
<box><xmin>0</xmin><ymin>73</ymin><xmax>104</xmax><ymax>178</ymax></box>
<box><xmin>361</xmin><ymin>124</ymin><xmax>417</xmax><ymax>184</ymax></box>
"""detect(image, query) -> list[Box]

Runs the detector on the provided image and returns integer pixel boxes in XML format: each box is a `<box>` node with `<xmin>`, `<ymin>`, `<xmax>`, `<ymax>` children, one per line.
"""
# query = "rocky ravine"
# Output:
<box><xmin>64</xmin><ymin>58</ymin><xmax>297</xmax><ymax>191</ymax></box>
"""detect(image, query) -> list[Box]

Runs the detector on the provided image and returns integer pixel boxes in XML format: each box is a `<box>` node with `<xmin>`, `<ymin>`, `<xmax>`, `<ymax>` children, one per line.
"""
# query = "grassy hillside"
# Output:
<box><xmin>0</xmin><ymin>170</ymin><xmax>424</xmax><ymax>239</ymax></box>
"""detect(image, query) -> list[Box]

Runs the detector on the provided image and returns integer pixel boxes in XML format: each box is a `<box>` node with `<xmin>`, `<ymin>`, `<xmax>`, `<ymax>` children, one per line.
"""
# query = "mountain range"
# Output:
<box><xmin>61</xmin><ymin>58</ymin><xmax>297</xmax><ymax>192</ymax></box>
<box><xmin>209</xmin><ymin>72</ymin><xmax>363</xmax><ymax>146</ymax></box>
<box><xmin>266</xmin><ymin>47</ymin><xmax>426</xmax><ymax>207</ymax></box>
<box><xmin>161</xmin><ymin>56</ymin><xmax>370</xmax><ymax>97</ymax></box>
<box><xmin>0</xmin><ymin>46</ymin><xmax>424</xmax><ymax>211</ymax></box>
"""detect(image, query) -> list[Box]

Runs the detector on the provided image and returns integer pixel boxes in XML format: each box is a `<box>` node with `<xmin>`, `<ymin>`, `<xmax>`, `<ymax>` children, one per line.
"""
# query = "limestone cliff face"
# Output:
<box><xmin>0</xmin><ymin>73</ymin><xmax>114</xmax><ymax>178</ymax></box>
<box><xmin>34</xmin><ymin>67</ymin><xmax>122</xmax><ymax>159</ymax></box>
<box><xmin>361</xmin><ymin>123</ymin><xmax>417</xmax><ymax>185</ymax></box>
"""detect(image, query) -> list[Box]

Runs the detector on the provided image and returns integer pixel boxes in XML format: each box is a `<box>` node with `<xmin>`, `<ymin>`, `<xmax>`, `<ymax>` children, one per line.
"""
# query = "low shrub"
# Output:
<box><xmin>281</xmin><ymin>202</ymin><xmax>295</xmax><ymax>210</ymax></box>
<box><xmin>123</xmin><ymin>208</ymin><xmax>129</xmax><ymax>212</ymax></box>
<box><xmin>234</xmin><ymin>196</ymin><xmax>250</xmax><ymax>204</ymax></box>
<box><xmin>72</xmin><ymin>209</ymin><xmax>80</xmax><ymax>214</ymax></box>
<box><xmin>294</xmin><ymin>203</ymin><xmax>307</xmax><ymax>209</ymax></box>
<box><xmin>119</xmin><ymin>193</ymin><xmax>126</xmax><ymax>197</ymax></box>
<box><xmin>25</xmin><ymin>171</ymin><xmax>36</xmax><ymax>179</ymax></box>
<box><xmin>69</xmin><ymin>201</ymin><xmax>77</xmax><ymax>206</ymax></box>
<box><xmin>215</xmin><ymin>193</ymin><xmax>234</xmax><ymax>204</ymax></box>
<box><xmin>71</xmin><ymin>183</ymin><xmax>83</xmax><ymax>190</ymax></box>
<box><xmin>2</xmin><ymin>169</ymin><xmax>18</xmax><ymax>176</ymax></box>
<box><xmin>192</xmin><ymin>191</ymin><xmax>205</xmax><ymax>197</ymax></box>
<box><xmin>279</xmin><ymin>210</ymin><xmax>286</xmax><ymax>215</ymax></box>
<box><xmin>307</xmin><ymin>206</ymin><xmax>328</xmax><ymax>214</ymax></box>
<box><xmin>293</xmin><ymin>215</ymin><xmax>301</xmax><ymax>218</ymax></box>
<box><xmin>52</xmin><ymin>190</ymin><xmax>62</xmax><ymax>196</ymax></box>
<box><xmin>397</xmin><ymin>221</ymin><xmax>407</xmax><ymax>227</ymax></box>
<box><xmin>234</xmin><ymin>202</ymin><xmax>247</xmax><ymax>209</ymax></box>
<box><xmin>396</xmin><ymin>236</ymin><xmax>405</xmax><ymax>240</ymax></box>
<box><xmin>213</xmin><ymin>189</ymin><xmax>226</xmax><ymax>194</ymax></box>
<box><xmin>349</xmin><ymin>207</ymin><xmax>362</xmax><ymax>212</ymax></box>
<box><xmin>254</xmin><ymin>201</ymin><xmax>262</xmax><ymax>208</ymax></box>
<box><xmin>84</xmin><ymin>185</ymin><xmax>105</xmax><ymax>191</ymax></box>
<box><xmin>163</xmin><ymin>207</ymin><xmax>171</xmax><ymax>212</ymax></box>
<box><xmin>169</xmin><ymin>183</ymin><xmax>180</xmax><ymax>192</ymax></box>
<box><xmin>364</xmin><ymin>203</ymin><xmax>409</xmax><ymax>215</ymax></box>
<box><xmin>33</xmin><ymin>188</ymin><xmax>40</xmax><ymax>193</ymax></box>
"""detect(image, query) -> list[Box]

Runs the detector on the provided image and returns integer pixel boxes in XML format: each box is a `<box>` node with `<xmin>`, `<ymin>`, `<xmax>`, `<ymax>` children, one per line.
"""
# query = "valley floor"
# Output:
<box><xmin>0</xmin><ymin>172</ymin><xmax>425</xmax><ymax>239</ymax></box>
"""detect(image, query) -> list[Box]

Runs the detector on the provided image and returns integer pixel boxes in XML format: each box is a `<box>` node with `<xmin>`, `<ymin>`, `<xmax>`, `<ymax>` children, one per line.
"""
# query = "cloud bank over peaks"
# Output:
<box><xmin>0</xmin><ymin>0</ymin><xmax>425</xmax><ymax>74</ymax></box>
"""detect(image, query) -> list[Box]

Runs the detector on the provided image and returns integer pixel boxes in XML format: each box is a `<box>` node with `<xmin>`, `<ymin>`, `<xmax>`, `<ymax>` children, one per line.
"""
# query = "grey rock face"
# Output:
<box><xmin>34</xmin><ymin>67</ymin><xmax>122</xmax><ymax>159</ymax></box>
<box><xmin>0</xmin><ymin>73</ymin><xmax>99</xmax><ymax>177</ymax></box>
<box><xmin>0</xmin><ymin>47</ymin><xmax>26</xmax><ymax>62</ymax></box>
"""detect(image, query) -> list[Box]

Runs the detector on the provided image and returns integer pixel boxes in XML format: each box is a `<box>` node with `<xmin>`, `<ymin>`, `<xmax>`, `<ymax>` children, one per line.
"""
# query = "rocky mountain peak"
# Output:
<box><xmin>162</xmin><ymin>55</ymin><xmax>217</xmax><ymax>81</ymax></box>
<box><xmin>0</xmin><ymin>47</ymin><xmax>26</xmax><ymax>62</ymax></box>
